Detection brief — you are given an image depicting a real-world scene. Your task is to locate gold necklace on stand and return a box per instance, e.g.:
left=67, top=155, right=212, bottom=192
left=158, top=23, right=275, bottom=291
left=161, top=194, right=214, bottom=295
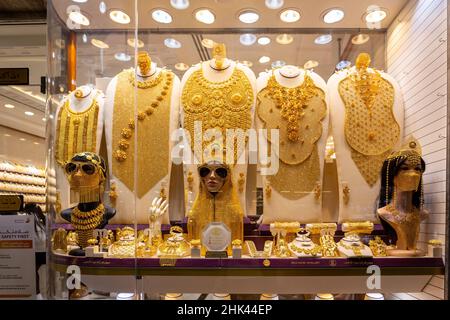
left=71, top=203, right=105, bottom=231
left=338, top=239, right=365, bottom=256
left=384, top=204, right=421, bottom=225
left=289, top=242, right=322, bottom=256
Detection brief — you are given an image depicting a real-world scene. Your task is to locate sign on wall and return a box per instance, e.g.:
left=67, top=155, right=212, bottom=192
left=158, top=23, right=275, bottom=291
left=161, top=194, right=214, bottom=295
left=0, top=68, right=29, bottom=85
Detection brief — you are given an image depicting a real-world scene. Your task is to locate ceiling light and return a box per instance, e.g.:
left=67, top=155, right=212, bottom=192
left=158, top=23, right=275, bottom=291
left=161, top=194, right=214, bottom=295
left=99, top=2, right=107, bottom=14
left=195, top=8, right=215, bottom=24
left=240, top=60, right=253, bottom=67
left=365, top=9, right=387, bottom=23
left=25, top=111, right=34, bottom=116
left=170, top=0, right=189, bottom=10
left=265, top=0, right=284, bottom=10
left=352, top=34, right=370, bottom=45
left=82, top=33, right=88, bottom=43
left=152, top=9, right=173, bottom=24
left=336, top=60, right=351, bottom=71
left=276, top=34, right=293, bottom=45
left=240, top=33, right=257, bottom=46
left=68, top=11, right=90, bottom=26
left=109, top=10, right=130, bottom=24
left=164, top=38, right=181, bottom=48
left=304, top=60, right=319, bottom=69
left=201, top=38, right=215, bottom=48
left=259, top=56, right=271, bottom=64
left=271, top=60, right=285, bottom=68
left=175, top=62, right=189, bottom=71
left=19, top=138, right=26, bottom=141
left=127, top=38, right=144, bottom=48
left=4, top=134, right=11, bottom=137
left=280, top=9, right=300, bottom=23
left=116, top=293, right=135, bottom=300
left=33, top=142, right=40, bottom=145
left=4, top=104, right=15, bottom=109
left=258, top=36, right=271, bottom=45
left=239, top=10, right=260, bottom=24
left=314, top=34, right=332, bottom=45
left=91, top=38, right=109, bottom=49
left=323, top=8, right=345, bottom=24
left=114, top=53, right=131, bottom=61
left=42, top=118, right=46, bottom=122
left=72, top=0, right=88, bottom=3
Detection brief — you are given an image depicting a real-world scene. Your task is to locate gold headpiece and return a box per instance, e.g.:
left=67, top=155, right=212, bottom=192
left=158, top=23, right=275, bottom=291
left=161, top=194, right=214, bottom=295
left=137, top=51, right=151, bottom=75
left=355, top=52, right=371, bottom=70
left=212, top=43, right=227, bottom=69
left=386, top=136, right=422, bottom=167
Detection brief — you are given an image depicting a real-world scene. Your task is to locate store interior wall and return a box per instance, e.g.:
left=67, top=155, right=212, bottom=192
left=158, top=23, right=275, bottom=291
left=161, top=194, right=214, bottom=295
left=386, top=0, right=447, bottom=300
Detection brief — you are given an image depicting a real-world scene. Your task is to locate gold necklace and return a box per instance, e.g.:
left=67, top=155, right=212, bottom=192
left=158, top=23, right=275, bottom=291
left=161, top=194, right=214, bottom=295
left=55, top=94, right=99, bottom=166
left=289, top=242, right=321, bottom=256
left=128, top=70, right=163, bottom=89
left=71, top=203, right=105, bottom=231
left=338, top=240, right=365, bottom=256
left=369, top=236, right=387, bottom=257
left=385, top=204, right=421, bottom=225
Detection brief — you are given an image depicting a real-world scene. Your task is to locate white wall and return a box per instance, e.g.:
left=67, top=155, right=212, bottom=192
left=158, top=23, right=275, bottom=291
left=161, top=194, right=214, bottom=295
left=386, top=0, right=447, bottom=300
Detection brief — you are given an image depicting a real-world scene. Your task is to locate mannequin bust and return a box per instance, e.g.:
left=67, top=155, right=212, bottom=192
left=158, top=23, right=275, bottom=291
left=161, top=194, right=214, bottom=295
left=180, top=43, right=256, bottom=216
left=104, top=51, right=180, bottom=225
left=187, top=161, right=243, bottom=254
left=256, top=65, right=329, bottom=224
left=288, top=229, right=322, bottom=257
left=327, top=53, right=404, bottom=223
left=60, top=152, right=115, bottom=256
left=377, top=139, right=428, bottom=256
left=54, top=84, right=105, bottom=219
left=337, top=232, right=372, bottom=257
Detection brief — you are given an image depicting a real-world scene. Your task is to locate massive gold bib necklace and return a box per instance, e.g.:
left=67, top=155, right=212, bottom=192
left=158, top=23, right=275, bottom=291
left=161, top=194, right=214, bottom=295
left=55, top=94, right=100, bottom=166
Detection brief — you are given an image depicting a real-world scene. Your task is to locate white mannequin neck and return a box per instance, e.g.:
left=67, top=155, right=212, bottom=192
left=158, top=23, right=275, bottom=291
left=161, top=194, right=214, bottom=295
left=137, top=62, right=158, bottom=79
left=68, top=85, right=95, bottom=112
left=274, top=66, right=305, bottom=88
left=209, top=58, right=232, bottom=71
left=202, top=60, right=236, bottom=82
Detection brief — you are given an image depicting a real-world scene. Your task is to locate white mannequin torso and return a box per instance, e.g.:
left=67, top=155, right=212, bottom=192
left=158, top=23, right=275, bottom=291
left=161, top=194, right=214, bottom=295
left=337, top=236, right=373, bottom=257
left=104, top=64, right=181, bottom=225
left=54, top=85, right=105, bottom=222
left=256, top=66, right=329, bottom=224
left=180, top=60, right=257, bottom=216
left=327, top=66, right=404, bottom=223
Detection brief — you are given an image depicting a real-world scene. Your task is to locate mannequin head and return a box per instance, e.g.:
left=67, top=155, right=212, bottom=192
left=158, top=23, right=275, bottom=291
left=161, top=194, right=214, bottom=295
left=64, top=152, right=106, bottom=203
left=356, top=52, right=371, bottom=70
left=379, top=148, right=425, bottom=209
left=137, top=51, right=151, bottom=75
left=198, top=162, right=230, bottom=194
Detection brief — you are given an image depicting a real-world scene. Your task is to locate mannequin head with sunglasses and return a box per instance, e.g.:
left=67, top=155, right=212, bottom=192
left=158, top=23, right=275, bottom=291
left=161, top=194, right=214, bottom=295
left=198, top=162, right=230, bottom=194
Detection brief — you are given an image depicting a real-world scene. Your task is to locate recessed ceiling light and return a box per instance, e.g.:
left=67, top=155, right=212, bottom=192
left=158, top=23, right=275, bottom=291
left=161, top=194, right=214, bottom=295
left=201, top=38, right=215, bottom=48
left=152, top=9, right=173, bottom=24
left=68, top=11, right=90, bottom=26
left=4, top=104, right=15, bottom=109
left=170, top=0, right=189, bottom=10
left=164, top=38, right=182, bottom=48
left=33, top=142, right=40, bottom=145
left=336, top=60, right=351, bottom=70
left=4, top=134, right=11, bottom=137
left=72, top=0, right=88, bottom=3
left=195, top=8, right=215, bottom=24
left=314, top=34, right=332, bottom=45
left=276, top=34, right=294, bottom=45
left=99, top=2, right=107, bottom=14
left=175, top=62, right=189, bottom=71
left=365, top=9, right=387, bottom=23
left=352, top=34, right=370, bottom=45
left=42, top=118, right=46, bottom=122
left=259, top=56, right=271, bottom=64
left=322, top=8, right=345, bottom=24
left=280, top=9, right=300, bottom=23
left=238, top=10, right=260, bottom=24
left=265, top=0, right=284, bottom=10
left=114, top=52, right=131, bottom=61
left=240, top=33, right=257, bottom=46
left=304, top=60, right=319, bottom=69
left=82, top=33, right=88, bottom=43
left=25, top=111, right=34, bottom=116
left=271, top=60, right=286, bottom=68
left=240, top=60, right=253, bottom=67
left=19, top=138, right=26, bottom=141
left=127, top=38, right=144, bottom=48
left=91, top=38, right=109, bottom=49
left=258, top=36, right=271, bottom=45
left=109, top=10, right=130, bottom=24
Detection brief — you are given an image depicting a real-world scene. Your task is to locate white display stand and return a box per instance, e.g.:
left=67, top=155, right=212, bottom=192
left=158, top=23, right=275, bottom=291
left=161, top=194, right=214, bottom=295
left=180, top=59, right=256, bottom=216
left=256, top=66, right=329, bottom=223
left=327, top=67, right=404, bottom=223
left=104, top=63, right=180, bottom=224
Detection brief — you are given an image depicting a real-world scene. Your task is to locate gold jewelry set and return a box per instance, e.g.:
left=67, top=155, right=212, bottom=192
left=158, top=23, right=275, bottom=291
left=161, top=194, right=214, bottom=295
left=55, top=94, right=100, bottom=166
left=257, top=72, right=326, bottom=200
left=369, top=236, right=388, bottom=257
left=112, top=68, right=173, bottom=198
left=337, top=239, right=366, bottom=256
left=289, top=242, right=322, bottom=256
left=71, top=203, right=105, bottom=231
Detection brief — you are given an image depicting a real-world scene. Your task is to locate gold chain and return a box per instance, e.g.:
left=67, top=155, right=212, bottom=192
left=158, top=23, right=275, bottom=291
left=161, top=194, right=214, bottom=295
left=289, top=243, right=322, bottom=256
left=338, top=240, right=365, bottom=256
left=385, top=204, right=421, bottom=225
left=71, top=203, right=105, bottom=231
left=128, top=70, right=163, bottom=89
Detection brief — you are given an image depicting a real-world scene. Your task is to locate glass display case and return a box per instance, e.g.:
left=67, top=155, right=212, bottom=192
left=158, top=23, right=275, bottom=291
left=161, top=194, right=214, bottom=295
left=45, top=0, right=446, bottom=300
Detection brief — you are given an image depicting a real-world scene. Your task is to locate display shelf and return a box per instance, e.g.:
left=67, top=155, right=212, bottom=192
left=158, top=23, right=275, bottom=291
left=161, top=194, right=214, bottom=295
left=51, top=254, right=444, bottom=294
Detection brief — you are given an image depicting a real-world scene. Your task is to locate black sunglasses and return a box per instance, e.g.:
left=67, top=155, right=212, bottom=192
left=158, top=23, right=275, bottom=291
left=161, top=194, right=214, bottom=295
left=65, top=162, right=97, bottom=175
left=198, top=166, right=228, bottom=179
